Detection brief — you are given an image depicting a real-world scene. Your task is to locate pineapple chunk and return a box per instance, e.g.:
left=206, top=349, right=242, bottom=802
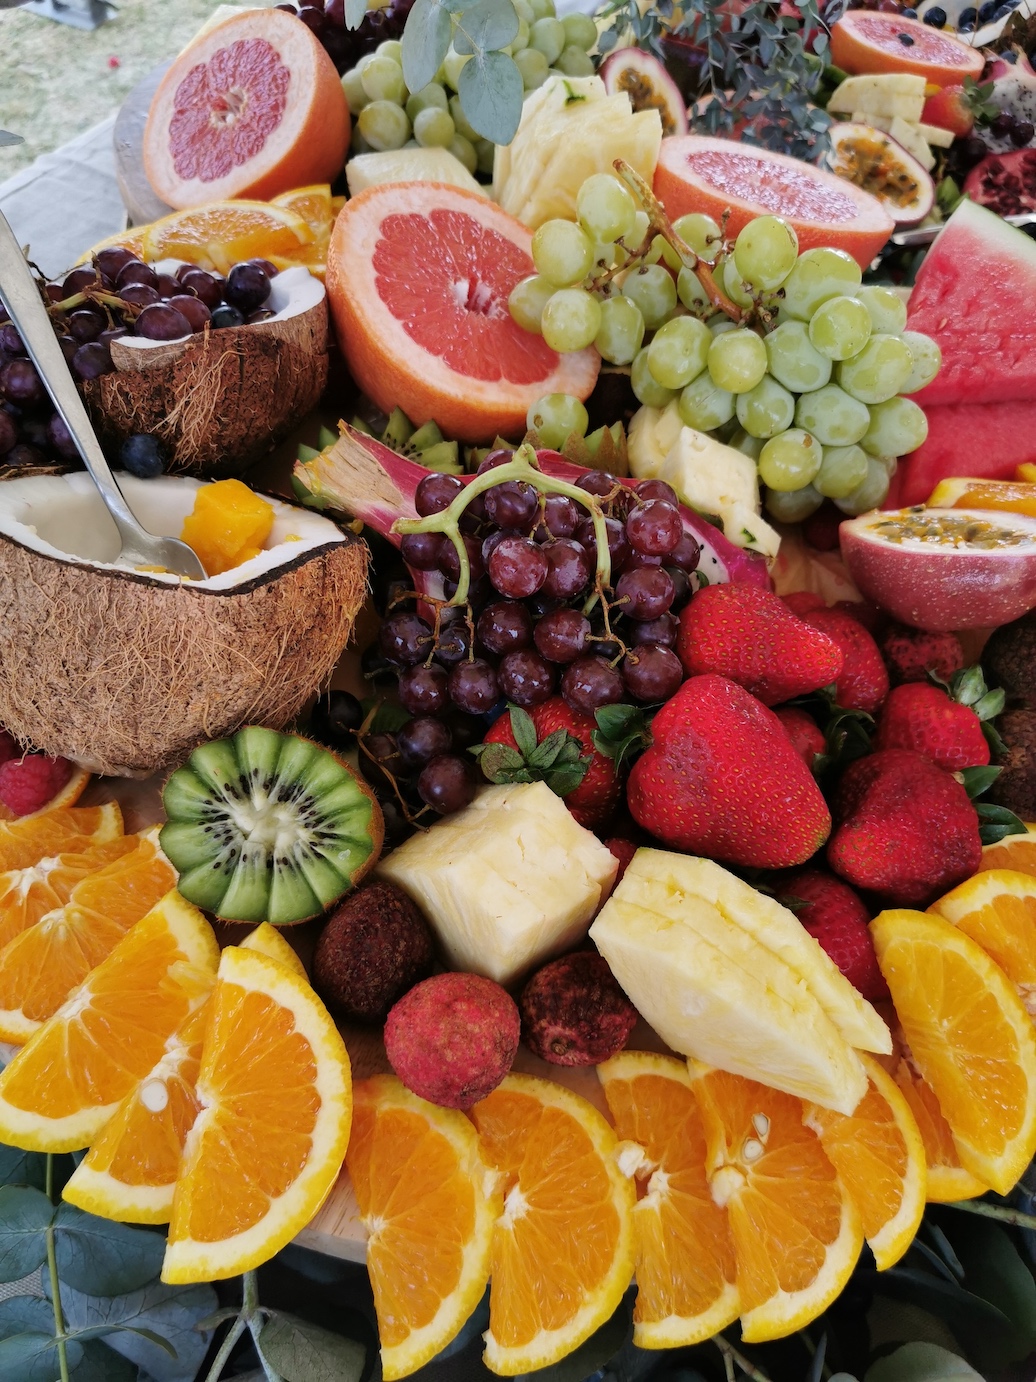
left=376, top=782, right=617, bottom=987
left=828, top=74, right=926, bottom=124
left=627, top=399, right=686, bottom=478
left=918, top=122, right=955, bottom=149
left=346, top=148, right=484, bottom=199
left=850, top=110, right=893, bottom=133
left=889, top=116, right=936, bottom=172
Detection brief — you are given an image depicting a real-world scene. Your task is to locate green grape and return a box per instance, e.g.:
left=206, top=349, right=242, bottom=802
left=721, top=257, right=756, bottom=310
left=646, top=235, right=684, bottom=271
left=443, top=49, right=471, bottom=90
left=588, top=241, right=617, bottom=272
left=794, top=383, right=870, bottom=447
left=780, top=248, right=862, bottom=321
left=527, top=393, right=588, bottom=447
left=515, top=46, right=550, bottom=90
left=508, top=275, right=554, bottom=334
left=834, top=458, right=891, bottom=515
left=357, top=100, right=411, bottom=151
left=736, top=375, right=796, bottom=439
left=530, top=16, right=566, bottom=62
left=837, top=334, right=914, bottom=406
left=529, top=0, right=556, bottom=18
left=475, top=138, right=496, bottom=176
left=808, top=296, right=872, bottom=362
left=595, top=295, right=645, bottom=365
left=707, top=329, right=768, bottom=394
left=562, top=11, right=599, bottom=48
left=350, top=126, right=372, bottom=156
left=532, top=219, right=594, bottom=287
left=856, top=284, right=908, bottom=336
left=341, top=68, right=368, bottom=115
left=511, top=17, right=530, bottom=52
left=448, top=96, right=480, bottom=144
left=377, top=39, right=404, bottom=62
left=677, top=266, right=710, bottom=315
left=513, top=0, right=534, bottom=21
left=733, top=215, right=798, bottom=292
left=900, top=331, right=942, bottom=394
left=413, top=107, right=456, bottom=148
left=862, top=396, right=928, bottom=458
left=678, top=373, right=736, bottom=430
left=576, top=174, right=637, bottom=244
left=647, top=316, right=711, bottom=390
left=708, top=315, right=739, bottom=337
left=406, top=83, right=449, bottom=122
left=758, top=429, right=823, bottom=491
left=361, top=54, right=407, bottom=105
left=626, top=210, right=650, bottom=253
left=632, top=348, right=677, bottom=408
left=765, top=483, right=823, bottom=522
left=814, top=444, right=869, bottom=499
left=673, top=213, right=722, bottom=263
left=555, top=44, right=595, bottom=75
left=622, top=264, right=678, bottom=331
left=541, top=287, right=601, bottom=353
left=731, top=428, right=765, bottom=461
left=449, top=134, right=478, bottom=175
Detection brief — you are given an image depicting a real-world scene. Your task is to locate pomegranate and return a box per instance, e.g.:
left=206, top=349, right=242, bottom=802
left=964, top=148, right=1036, bottom=216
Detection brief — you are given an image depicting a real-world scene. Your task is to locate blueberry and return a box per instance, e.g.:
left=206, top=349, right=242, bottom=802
left=898, top=30, right=915, bottom=42
left=119, top=433, right=165, bottom=479
left=994, top=3, right=1014, bottom=14
left=209, top=304, right=246, bottom=330
left=923, top=5, right=946, bottom=20
left=958, top=5, right=977, bottom=25
left=978, top=0, right=997, bottom=20
left=901, top=7, right=917, bottom=15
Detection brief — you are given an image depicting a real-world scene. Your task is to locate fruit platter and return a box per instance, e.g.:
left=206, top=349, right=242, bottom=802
left=5, top=0, right=1036, bottom=1378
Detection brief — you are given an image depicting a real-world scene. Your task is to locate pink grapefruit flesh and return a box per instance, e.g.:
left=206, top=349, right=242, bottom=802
left=830, top=12, right=984, bottom=88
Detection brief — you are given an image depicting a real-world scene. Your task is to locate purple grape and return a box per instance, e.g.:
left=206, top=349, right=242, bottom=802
left=497, top=649, right=556, bottom=706
left=46, top=413, right=79, bottom=460
left=0, top=325, right=25, bottom=356
left=477, top=448, right=514, bottom=475
left=56, top=336, right=78, bottom=365
left=541, top=538, right=593, bottom=601
left=169, top=294, right=212, bottom=332
left=175, top=263, right=196, bottom=283
left=62, top=266, right=102, bottom=296
left=181, top=269, right=223, bottom=309
left=325, top=0, right=346, bottom=23
left=665, top=566, right=692, bottom=610
left=535, top=493, right=580, bottom=540
left=630, top=613, right=678, bottom=648
left=481, top=529, right=512, bottom=566
left=321, top=26, right=352, bottom=63
left=484, top=478, right=538, bottom=529
left=576, top=471, right=617, bottom=498
left=0, top=412, right=16, bottom=455
left=20, top=418, right=48, bottom=450
left=477, top=601, right=532, bottom=656
left=210, top=304, right=245, bottom=330
left=415, top=472, right=464, bottom=516
left=154, top=273, right=183, bottom=300
left=297, top=4, right=329, bottom=35
left=614, top=567, right=675, bottom=620
left=418, top=755, right=475, bottom=814
left=380, top=612, right=433, bottom=665
left=635, top=478, right=679, bottom=505
left=67, top=310, right=104, bottom=343
left=575, top=515, right=629, bottom=572
left=135, top=304, right=192, bottom=341
left=399, top=531, right=443, bottom=571
left=622, top=644, right=683, bottom=702
left=534, top=608, right=591, bottom=664
left=434, top=621, right=472, bottom=666
left=99, top=327, right=128, bottom=349
left=623, top=550, right=664, bottom=571
left=398, top=662, right=450, bottom=716
left=439, top=534, right=485, bottom=584
left=561, top=655, right=624, bottom=714
left=488, top=535, right=548, bottom=599
left=226, top=262, right=271, bottom=314
left=626, top=500, right=682, bottom=556
left=5, top=443, right=46, bottom=468
left=116, top=261, right=158, bottom=291
left=120, top=284, right=161, bottom=309
left=247, top=258, right=279, bottom=279
left=669, top=531, right=701, bottom=573
left=448, top=659, right=500, bottom=715
left=0, top=360, right=46, bottom=404
left=397, top=716, right=453, bottom=767
left=95, top=246, right=137, bottom=280
left=72, top=342, right=113, bottom=380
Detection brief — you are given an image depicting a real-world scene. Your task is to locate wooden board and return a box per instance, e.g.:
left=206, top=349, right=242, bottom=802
left=112, top=62, right=173, bottom=228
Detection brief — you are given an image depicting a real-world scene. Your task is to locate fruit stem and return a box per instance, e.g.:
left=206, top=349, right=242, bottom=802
left=713, top=1334, right=775, bottom=1382
left=44, top=1155, right=70, bottom=1382
left=202, top=1315, right=248, bottom=1382
left=943, top=1198, right=1036, bottom=1231
left=240, top=1270, right=279, bottom=1382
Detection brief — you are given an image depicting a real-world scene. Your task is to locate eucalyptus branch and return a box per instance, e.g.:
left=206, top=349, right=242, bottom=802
left=202, top=1315, right=248, bottom=1382
left=44, top=1155, right=70, bottom=1382
left=943, top=1198, right=1036, bottom=1231
left=714, top=1332, right=775, bottom=1382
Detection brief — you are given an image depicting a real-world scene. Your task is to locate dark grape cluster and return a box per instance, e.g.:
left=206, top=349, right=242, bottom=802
left=276, top=0, right=416, bottom=73
left=0, top=307, right=81, bottom=470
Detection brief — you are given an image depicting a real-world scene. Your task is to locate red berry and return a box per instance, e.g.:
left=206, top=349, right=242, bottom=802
left=0, top=755, right=73, bottom=817
left=776, top=869, right=888, bottom=1002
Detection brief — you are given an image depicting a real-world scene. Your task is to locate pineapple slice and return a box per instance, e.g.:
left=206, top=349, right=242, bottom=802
left=827, top=73, right=926, bottom=124
left=346, top=148, right=484, bottom=198
left=376, top=783, right=617, bottom=987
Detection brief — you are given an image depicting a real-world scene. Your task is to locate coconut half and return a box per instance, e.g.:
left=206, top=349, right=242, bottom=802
left=79, top=267, right=329, bottom=478
left=0, top=472, right=367, bottom=777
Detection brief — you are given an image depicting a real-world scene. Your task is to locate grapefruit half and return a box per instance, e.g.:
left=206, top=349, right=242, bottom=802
left=326, top=182, right=600, bottom=444
left=654, top=136, right=894, bottom=268
left=829, top=13, right=984, bottom=89
left=144, top=10, right=349, bottom=210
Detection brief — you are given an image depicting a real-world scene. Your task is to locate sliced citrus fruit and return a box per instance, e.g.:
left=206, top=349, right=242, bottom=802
left=0, top=764, right=91, bottom=824
left=347, top=1075, right=499, bottom=1380
left=77, top=226, right=148, bottom=264
left=142, top=200, right=314, bottom=276
left=893, top=1057, right=989, bottom=1203
left=978, top=822, right=1036, bottom=878
left=928, top=478, right=1036, bottom=521
left=803, top=1053, right=926, bottom=1271
left=0, top=837, right=136, bottom=951
left=688, top=1062, right=863, bottom=1343
left=872, top=908, right=1036, bottom=1195
left=239, top=920, right=307, bottom=979
left=929, top=868, right=1036, bottom=1017
left=829, top=12, right=984, bottom=88
left=326, top=181, right=600, bottom=445
left=162, top=946, right=351, bottom=1283
left=469, top=1073, right=635, bottom=1375
left=0, top=802, right=123, bottom=872
left=0, top=827, right=178, bottom=1044
left=597, top=1051, right=740, bottom=1348
left=271, top=183, right=332, bottom=241
left=0, top=891, right=217, bottom=1152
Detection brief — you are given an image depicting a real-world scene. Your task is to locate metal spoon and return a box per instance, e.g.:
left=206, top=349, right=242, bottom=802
left=0, top=210, right=206, bottom=580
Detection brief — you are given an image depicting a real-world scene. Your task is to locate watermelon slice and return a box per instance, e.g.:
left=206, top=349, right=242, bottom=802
left=896, top=399, right=1036, bottom=506
left=907, top=200, right=1036, bottom=406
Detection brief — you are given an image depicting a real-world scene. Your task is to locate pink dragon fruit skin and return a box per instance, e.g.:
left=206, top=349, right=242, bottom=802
left=985, top=51, right=1036, bottom=152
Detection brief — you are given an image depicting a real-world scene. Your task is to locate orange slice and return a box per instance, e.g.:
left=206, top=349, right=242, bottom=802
left=978, top=822, right=1036, bottom=879
left=162, top=946, right=351, bottom=1283
left=928, top=477, right=1036, bottom=520
left=0, top=837, right=136, bottom=951
left=597, top=1052, right=740, bottom=1348
left=893, top=1057, right=989, bottom=1203
left=78, top=226, right=148, bottom=263
left=0, top=764, right=91, bottom=824
left=929, top=869, right=1036, bottom=1017
left=0, top=891, right=217, bottom=1152
left=142, top=200, right=314, bottom=276
left=0, top=802, right=123, bottom=872
left=873, top=909, right=1036, bottom=1195
left=803, top=1053, right=926, bottom=1271
left=469, top=1073, right=635, bottom=1375
left=347, top=1075, right=499, bottom=1380
left=271, top=183, right=333, bottom=241
left=239, top=920, right=307, bottom=979
left=0, top=827, right=177, bottom=1044
left=688, top=1062, right=863, bottom=1343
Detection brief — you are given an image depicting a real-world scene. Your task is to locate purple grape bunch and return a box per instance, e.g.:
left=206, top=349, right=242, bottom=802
left=276, top=0, right=416, bottom=72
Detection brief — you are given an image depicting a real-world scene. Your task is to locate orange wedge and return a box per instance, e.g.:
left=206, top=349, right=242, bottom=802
left=469, top=1073, right=635, bottom=1375
left=272, top=184, right=333, bottom=240
left=347, top=1075, right=499, bottom=1380
left=978, top=823, right=1036, bottom=879
left=238, top=920, right=308, bottom=978
left=0, top=802, right=122, bottom=872
left=873, top=909, right=1036, bottom=1195
left=929, top=869, right=1036, bottom=1017
left=0, top=827, right=177, bottom=1044
left=804, top=1053, right=926, bottom=1270
left=78, top=226, right=148, bottom=263
left=927, top=477, right=1036, bottom=520
left=688, top=1062, right=863, bottom=1343
left=0, top=764, right=91, bottom=824
left=142, top=200, right=314, bottom=276
left=893, top=1057, right=989, bottom=1203
left=331, top=194, right=346, bottom=220
left=0, top=837, right=135, bottom=951
left=0, top=891, right=217, bottom=1152
left=162, top=946, right=351, bottom=1283
left=597, top=1052, right=740, bottom=1348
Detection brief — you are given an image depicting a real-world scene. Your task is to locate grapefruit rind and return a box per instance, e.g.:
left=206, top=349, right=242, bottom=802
left=830, top=12, right=985, bottom=88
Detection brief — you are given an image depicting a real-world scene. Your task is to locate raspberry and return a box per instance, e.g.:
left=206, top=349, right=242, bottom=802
left=0, top=755, right=73, bottom=817
left=0, top=731, right=18, bottom=767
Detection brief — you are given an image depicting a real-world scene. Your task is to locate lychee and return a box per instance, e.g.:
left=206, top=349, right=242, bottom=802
left=519, top=951, right=638, bottom=1067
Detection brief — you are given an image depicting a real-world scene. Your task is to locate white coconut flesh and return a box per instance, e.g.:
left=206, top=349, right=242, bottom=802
left=0, top=471, right=348, bottom=589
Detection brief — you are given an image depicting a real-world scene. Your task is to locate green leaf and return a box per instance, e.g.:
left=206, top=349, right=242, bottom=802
left=864, top=1342, right=982, bottom=1382
left=53, top=1203, right=165, bottom=1295
left=402, top=0, right=454, bottom=97
left=470, top=742, right=527, bottom=782
left=193, top=1306, right=241, bottom=1332
left=931, top=1211, right=1036, bottom=1364
left=526, top=728, right=571, bottom=771
left=360, top=698, right=411, bottom=735
left=344, top=0, right=367, bottom=28
left=870, top=1265, right=1019, bottom=1369
left=0, top=1145, right=48, bottom=1192
left=514, top=1292, right=631, bottom=1381
left=509, top=705, right=539, bottom=761
left=543, top=765, right=588, bottom=797
left=0, top=132, right=24, bottom=148
left=453, top=0, right=519, bottom=54
left=959, top=764, right=1001, bottom=799
left=0, top=1331, right=84, bottom=1382
left=69, top=1322, right=175, bottom=1355
left=457, top=49, right=524, bottom=145
left=70, top=1340, right=138, bottom=1382
left=952, top=664, right=987, bottom=707
left=55, top=1277, right=217, bottom=1382
left=258, top=1310, right=366, bottom=1382
left=0, top=1185, right=52, bottom=1282
left=866, top=1298, right=961, bottom=1355
left=973, top=688, right=1005, bottom=720
left=0, top=1296, right=53, bottom=1340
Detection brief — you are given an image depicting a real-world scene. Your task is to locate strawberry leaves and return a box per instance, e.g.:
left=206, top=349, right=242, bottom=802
left=591, top=704, right=650, bottom=768
left=958, top=765, right=1029, bottom=845
left=932, top=664, right=1007, bottom=757
left=470, top=707, right=591, bottom=798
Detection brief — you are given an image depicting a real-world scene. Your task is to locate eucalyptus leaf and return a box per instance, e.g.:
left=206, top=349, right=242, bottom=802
left=0, top=1295, right=52, bottom=1340
left=453, top=0, right=519, bottom=55
left=457, top=49, right=523, bottom=145
left=258, top=1310, right=365, bottom=1382
left=0, top=1145, right=48, bottom=1192
left=931, top=1212, right=1036, bottom=1364
left=68, top=1321, right=176, bottom=1355
left=402, top=0, right=454, bottom=97
left=53, top=1202, right=165, bottom=1295
left=865, top=1298, right=961, bottom=1355
left=869, top=1266, right=1017, bottom=1369
left=864, top=1342, right=982, bottom=1382
left=0, top=1185, right=52, bottom=1283
left=57, top=1277, right=217, bottom=1382
left=0, top=1331, right=84, bottom=1382
left=70, top=1339, right=139, bottom=1382
left=344, top=0, right=366, bottom=28
left=0, top=132, right=24, bottom=147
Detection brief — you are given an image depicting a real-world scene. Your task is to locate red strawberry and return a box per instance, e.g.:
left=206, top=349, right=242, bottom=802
left=781, top=591, right=826, bottom=617
left=604, top=837, right=638, bottom=883
left=802, top=607, right=889, bottom=714
left=0, top=755, right=73, bottom=817
left=875, top=683, right=991, bottom=771
left=802, top=502, right=843, bottom=551
left=827, top=748, right=982, bottom=906
left=832, top=600, right=887, bottom=637
left=880, top=624, right=965, bottom=686
left=677, top=584, right=843, bottom=706
left=775, top=868, right=888, bottom=1001
left=627, top=674, right=831, bottom=868
left=922, top=83, right=974, bottom=138
left=477, top=700, right=625, bottom=829
left=775, top=706, right=825, bottom=770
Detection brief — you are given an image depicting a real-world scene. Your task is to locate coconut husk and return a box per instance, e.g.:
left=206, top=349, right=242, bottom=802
left=80, top=302, right=328, bottom=479
left=0, top=530, right=368, bottom=778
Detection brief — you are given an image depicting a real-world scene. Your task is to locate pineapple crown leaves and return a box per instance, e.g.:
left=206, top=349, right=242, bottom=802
left=469, top=706, right=591, bottom=798
left=957, top=763, right=1028, bottom=845
left=592, top=703, right=651, bottom=767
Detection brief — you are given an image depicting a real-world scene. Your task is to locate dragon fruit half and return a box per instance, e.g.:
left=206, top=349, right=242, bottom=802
left=984, top=49, right=1036, bottom=152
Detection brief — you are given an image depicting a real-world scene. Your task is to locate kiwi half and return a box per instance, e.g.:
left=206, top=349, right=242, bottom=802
left=160, top=727, right=383, bottom=925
